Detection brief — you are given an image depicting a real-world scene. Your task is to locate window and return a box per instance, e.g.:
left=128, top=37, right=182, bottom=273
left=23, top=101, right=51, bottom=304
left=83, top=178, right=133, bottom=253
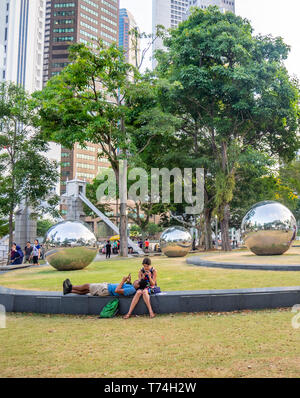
left=54, top=19, right=74, bottom=24
left=53, top=28, right=74, bottom=33
left=82, top=0, right=99, bottom=9
left=80, top=21, right=98, bottom=33
left=53, top=36, right=74, bottom=42
left=80, top=29, right=97, bottom=41
left=77, top=153, right=96, bottom=161
left=80, top=12, right=98, bottom=25
left=80, top=4, right=98, bottom=17
left=54, top=3, right=75, bottom=8
left=52, top=62, right=69, bottom=68
left=77, top=163, right=95, bottom=170
left=53, top=10, right=75, bottom=16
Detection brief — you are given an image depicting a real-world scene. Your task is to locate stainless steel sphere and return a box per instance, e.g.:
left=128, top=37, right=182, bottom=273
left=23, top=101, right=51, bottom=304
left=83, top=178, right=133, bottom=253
left=44, top=220, right=98, bottom=271
left=241, top=201, right=297, bottom=256
left=160, top=226, right=192, bottom=257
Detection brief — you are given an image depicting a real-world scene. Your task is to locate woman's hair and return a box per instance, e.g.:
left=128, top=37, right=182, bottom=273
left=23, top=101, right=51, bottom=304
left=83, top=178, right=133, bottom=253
left=138, top=279, right=148, bottom=290
left=142, top=257, right=151, bottom=266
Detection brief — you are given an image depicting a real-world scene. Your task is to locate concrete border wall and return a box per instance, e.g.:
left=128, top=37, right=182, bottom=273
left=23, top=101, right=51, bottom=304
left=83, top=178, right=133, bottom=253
left=1, top=285, right=300, bottom=316
left=187, top=257, right=300, bottom=271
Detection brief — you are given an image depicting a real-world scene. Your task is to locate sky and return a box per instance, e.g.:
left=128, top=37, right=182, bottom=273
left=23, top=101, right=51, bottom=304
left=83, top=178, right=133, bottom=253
left=119, top=0, right=300, bottom=79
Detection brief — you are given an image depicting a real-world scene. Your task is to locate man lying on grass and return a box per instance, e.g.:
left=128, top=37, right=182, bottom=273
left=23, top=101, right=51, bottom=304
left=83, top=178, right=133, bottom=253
left=63, top=274, right=148, bottom=298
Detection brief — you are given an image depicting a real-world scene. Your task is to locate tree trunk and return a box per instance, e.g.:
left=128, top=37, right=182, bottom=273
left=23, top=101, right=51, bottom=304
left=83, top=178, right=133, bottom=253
left=220, top=141, right=232, bottom=252
left=7, top=208, right=13, bottom=265
left=220, top=204, right=232, bottom=251
left=119, top=159, right=128, bottom=257
left=119, top=202, right=128, bottom=257
left=203, top=208, right=213, bottom=251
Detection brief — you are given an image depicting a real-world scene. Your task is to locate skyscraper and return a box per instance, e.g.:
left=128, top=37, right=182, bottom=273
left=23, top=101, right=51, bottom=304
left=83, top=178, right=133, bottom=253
left=152, top=0, right=235, bottom=68
left=187, top=0, right=235, bottom=15
left=0, top=0, right=46, bottom=93
left=119, top=8, right=141, bottom=68
left=152, top=0, right=189, bottom=68
left=43, top=0, right=120, bottom=194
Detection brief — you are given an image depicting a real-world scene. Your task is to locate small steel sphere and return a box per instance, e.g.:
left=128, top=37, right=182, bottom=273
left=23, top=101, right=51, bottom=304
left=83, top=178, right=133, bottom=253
left=241, top=201, right=297, bottom=256
left=44, top=220, right=97, bottom=271
left=160, top=226, right=192, bottom=257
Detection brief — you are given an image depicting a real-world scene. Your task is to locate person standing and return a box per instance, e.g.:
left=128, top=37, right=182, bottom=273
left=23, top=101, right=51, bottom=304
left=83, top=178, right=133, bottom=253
left=144, top=238, right=150, bottom=253
left=106, top=240, right=112, bottom=259
left=32, top=239, right=41, bottom=266
left=24, top=242, right=33, bottom=264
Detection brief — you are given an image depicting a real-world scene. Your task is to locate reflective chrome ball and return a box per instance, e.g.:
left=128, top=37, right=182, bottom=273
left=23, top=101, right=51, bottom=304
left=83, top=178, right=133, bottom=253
left=44, top=220, right=98, bottom=271
left=241, top=201, right=297, bottom=256
left=160, top=226, right=192, bottom=257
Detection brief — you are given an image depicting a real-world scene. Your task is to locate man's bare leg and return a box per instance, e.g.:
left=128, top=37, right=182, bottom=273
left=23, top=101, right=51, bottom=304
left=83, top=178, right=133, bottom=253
left=142, top=289, right=155, bottom=318
left=71, top=284, right=90, bottom=295
left=123, top=290, right=143, bottom=319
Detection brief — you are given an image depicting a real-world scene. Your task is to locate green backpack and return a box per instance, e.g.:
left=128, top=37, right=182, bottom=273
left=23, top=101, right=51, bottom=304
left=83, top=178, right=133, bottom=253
left=99, top=298, right=120, bottom=318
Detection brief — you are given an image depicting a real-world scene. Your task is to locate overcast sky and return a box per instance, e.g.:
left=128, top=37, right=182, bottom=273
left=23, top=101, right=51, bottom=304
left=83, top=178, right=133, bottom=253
left=119, top=0, right=300, bottom=78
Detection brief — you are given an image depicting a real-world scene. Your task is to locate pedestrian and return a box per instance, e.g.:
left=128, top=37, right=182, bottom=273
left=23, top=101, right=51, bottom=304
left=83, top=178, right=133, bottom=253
left=106, top=240, right=112, bottom=259
left=24, top=241, right=33, bottom=264
left=32, top=239, right=41, bottom=266
left=144, top=238, right=150, bottom=253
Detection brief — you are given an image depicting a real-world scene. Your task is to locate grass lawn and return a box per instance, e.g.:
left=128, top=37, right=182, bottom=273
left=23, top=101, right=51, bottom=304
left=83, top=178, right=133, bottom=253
left=1, top=309, right=300, bottom=378
left=200, top=246, right=300, bottom=265
left=1, top=252, right=300, bottom=292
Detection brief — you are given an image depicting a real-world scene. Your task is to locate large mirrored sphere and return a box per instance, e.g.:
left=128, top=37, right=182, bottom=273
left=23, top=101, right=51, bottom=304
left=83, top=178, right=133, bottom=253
left=241, top=201, right=297, bottom=256
left=160, top=226, right=192, bottom=257
left=44, top=220, right=98, bottom=271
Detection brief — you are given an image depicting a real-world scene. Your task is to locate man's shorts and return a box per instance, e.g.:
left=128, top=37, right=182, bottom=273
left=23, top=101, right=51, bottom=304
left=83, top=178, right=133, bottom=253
left=89, top=283, right=110, bottom=297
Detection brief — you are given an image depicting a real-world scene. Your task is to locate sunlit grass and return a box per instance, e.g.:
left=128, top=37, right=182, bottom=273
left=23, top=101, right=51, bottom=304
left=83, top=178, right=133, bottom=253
left=1, top=309, right=300, bottom=378
left=1, top=252, right=300, bottom=292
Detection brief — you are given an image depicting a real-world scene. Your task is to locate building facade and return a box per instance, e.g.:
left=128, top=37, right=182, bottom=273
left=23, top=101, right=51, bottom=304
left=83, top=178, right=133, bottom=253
left=42, top=0, right=120, bottom=195
left=152, top=0, right=189, bottom=68
left=119, top=8, right=141, bottom=68
left=187, top=0, right=235, bottom=15
left=152, top=0, right=235, bottom=68
left=0, top=0, right=46, bottom=93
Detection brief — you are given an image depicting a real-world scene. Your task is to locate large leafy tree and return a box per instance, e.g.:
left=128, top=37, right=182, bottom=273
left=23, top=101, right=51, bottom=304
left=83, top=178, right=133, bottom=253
left=34, top=42, right=178, bottom=256
left=155, top=7, right=299, bottom=250
left=0, top=82, right=59, bottom=257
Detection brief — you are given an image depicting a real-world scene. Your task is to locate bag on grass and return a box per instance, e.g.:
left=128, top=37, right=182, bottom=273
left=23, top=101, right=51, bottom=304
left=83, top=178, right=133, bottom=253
left=99, top=298, right=119, bottom=318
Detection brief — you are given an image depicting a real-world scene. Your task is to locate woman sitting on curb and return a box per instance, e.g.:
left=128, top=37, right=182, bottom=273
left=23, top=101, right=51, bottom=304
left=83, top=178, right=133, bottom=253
left=123, top=258, right=157, bottom=319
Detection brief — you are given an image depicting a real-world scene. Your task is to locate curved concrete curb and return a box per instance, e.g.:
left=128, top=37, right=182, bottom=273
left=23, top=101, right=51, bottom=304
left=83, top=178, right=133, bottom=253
left=187, top=257, right=300, bottom=271
left=1, top=285, right=300, bottom=316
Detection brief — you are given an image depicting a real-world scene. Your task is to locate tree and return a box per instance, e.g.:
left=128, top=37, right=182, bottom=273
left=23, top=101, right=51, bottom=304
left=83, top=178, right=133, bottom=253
left=34, top=42, right=138, bottom=256
left=155, top=7, right=299, bottom=250
left=34, top=42, right=179, bottom=256
left=0, top=82, right=59, bottom=260
left=36, top=219, right=55, bottom=238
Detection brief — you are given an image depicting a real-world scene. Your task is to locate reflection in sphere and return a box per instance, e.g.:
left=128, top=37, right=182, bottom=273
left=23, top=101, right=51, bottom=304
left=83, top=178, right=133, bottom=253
left=44, top=220, right=97, bottom=271
left=241, top=201, right=297, bottom=256
left=160, top=226, right=192, bottom=257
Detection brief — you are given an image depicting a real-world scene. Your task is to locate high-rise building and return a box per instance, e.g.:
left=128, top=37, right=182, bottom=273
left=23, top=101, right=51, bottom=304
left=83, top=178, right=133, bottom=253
left=0, top=0, right=46, bottom=93
left=187, top=0, right=235, bottom=15
left=43, top=0, right=120, bottom=195
left=152, top=0, right=189, bottom=68
left=0, top=0, right=61, bottom=194
left=119, top=8, right=141, bottom=68
left=152, top=0, right=235, bottom=68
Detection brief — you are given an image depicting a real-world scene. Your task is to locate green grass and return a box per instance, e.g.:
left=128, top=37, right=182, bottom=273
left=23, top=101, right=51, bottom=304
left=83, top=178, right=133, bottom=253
left=1, top=309, right=300, bottom=378
left=1, top=254, right=300, bottom=292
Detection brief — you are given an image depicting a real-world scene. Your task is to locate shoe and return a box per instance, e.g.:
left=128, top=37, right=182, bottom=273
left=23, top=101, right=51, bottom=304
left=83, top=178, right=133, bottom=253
left=63, top=279, right=72, bottom=295
left=65, top=279, right=72, bottom=290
